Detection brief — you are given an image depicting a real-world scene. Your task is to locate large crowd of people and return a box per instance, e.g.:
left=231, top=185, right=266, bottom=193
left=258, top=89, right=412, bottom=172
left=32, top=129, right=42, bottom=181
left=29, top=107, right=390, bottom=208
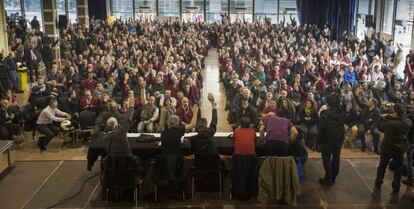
left=0, top=13, right=414, bottom=197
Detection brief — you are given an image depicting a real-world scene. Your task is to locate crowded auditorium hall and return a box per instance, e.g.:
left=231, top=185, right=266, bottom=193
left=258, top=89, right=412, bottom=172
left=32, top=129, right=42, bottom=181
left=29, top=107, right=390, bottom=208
left=0, top=0, right=414, bottom=208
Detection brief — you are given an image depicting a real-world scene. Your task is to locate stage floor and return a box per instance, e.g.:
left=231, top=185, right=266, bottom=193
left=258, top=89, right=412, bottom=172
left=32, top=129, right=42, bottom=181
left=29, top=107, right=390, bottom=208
left=0, top=159, right=412, bottom=209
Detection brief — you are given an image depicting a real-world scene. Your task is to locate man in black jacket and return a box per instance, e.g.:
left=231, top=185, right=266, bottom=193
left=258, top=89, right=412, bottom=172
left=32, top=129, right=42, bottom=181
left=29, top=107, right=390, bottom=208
left=364, top=98, right=381, bottom=154
left=0, top=98, right=21, bottom=140
left=375, top=104, right=412, bottom=195
left=318, top=95, right=345, bottom=185
left=188, top=93, right=218, bottom=155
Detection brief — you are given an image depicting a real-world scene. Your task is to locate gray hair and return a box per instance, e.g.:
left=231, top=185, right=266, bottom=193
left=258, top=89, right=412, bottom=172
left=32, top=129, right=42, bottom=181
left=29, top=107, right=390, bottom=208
left=106, top=117, right=118, bottom=131
left=167, top=115, right=180, bottom=129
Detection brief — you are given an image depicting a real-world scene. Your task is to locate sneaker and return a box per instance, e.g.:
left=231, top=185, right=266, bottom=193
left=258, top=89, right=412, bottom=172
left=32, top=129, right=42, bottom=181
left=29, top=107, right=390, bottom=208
left=319, top=178, right=334, bottom=186
left=391, top=190, right=399, bottom=196
left=36, top=141, right=46, bottom=152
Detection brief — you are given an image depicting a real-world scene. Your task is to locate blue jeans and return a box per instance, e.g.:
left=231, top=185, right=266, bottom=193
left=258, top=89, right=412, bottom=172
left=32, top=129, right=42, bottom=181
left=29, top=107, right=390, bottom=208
left=322, top=144, right=342, bottom=183
left=8, top=70, right=21, bottom=91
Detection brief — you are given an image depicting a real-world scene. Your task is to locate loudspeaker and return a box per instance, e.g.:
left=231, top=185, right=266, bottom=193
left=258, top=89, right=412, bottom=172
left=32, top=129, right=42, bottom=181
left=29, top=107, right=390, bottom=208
left=58, top=15, right=68, bottom=28
left=365, top=15, right=374, bottom=27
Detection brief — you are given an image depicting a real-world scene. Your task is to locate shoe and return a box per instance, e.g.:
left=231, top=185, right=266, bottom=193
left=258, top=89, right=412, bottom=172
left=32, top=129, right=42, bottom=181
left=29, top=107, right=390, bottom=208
left=391, top=190, right=399, bottom=196
left=374, top=150, right=380, bottom=155
left=361, top=148, right=366, bottom=152
left=402, top=179, right=413, bottom=186
left=374, top=183, right=381, bottom=191
left=36, top=141, right=46, bottom=152
left=319, top=178, right=334, bottom=186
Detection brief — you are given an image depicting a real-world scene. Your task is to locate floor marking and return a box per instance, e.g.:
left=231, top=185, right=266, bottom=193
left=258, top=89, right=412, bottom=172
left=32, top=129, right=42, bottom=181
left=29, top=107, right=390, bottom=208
left=82, top=173, right=100, bottom=209
left=20, top=160, right=64, bottom=209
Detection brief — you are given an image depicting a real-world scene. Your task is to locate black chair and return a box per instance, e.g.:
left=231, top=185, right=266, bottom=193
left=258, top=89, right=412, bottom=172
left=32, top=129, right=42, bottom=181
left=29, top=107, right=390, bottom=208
left=230, top=155, right=259, bottom=200
left=152, top=155, right=189, bottom=201
left=77, top=110, right=97, bottom=144
left=192, top=154, right=223, bottom=198
left=101, top=155, right=141, bottom=206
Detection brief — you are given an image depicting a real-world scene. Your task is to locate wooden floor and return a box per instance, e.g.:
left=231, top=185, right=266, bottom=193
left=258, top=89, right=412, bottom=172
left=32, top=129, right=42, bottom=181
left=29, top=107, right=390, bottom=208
left=11, top=48, right=379, bottom=161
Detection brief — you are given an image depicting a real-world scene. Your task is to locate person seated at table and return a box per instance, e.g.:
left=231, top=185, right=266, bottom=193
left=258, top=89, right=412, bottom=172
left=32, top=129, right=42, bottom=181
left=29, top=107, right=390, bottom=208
left=94, top=100, right=126, bottom=136
left=259, top=112, right=298, bottom=156
left=104, top=117, right=132, bottom=156
left=0, top=98, right=22, bottom=140
left=36, top=99, right=71, bottom=151
left=137, top=95, right=159, bottom=133
left=158, top=97, right=177, bottom=132
left=233, top=117, right=256, bottom=155
left=160, top=104, right=198, bottom=155
left=188, top=93, right=218, bottom=155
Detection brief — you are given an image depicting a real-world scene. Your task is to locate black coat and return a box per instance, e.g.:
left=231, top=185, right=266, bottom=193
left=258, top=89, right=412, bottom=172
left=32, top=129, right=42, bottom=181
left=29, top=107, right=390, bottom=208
left=189, top=109, right=218, bottom=155
left=379, top=116, right=412, bottom=155
left=317, top=108, right=345, bottom=146
left=161, top=127, right=186, bottom=155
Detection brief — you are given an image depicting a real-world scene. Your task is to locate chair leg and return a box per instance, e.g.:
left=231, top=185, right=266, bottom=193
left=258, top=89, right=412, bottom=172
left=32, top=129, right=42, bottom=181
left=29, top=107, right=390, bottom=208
left=219, top=171, right=222, bottom=199
left=134, top=188, right=137, bottom=207
left=139, top=182, right=142, bottom=201
left=182, top=190, right=185, bottom=201
left=154, top=185, right=157, bottom=202
left=106, top=188, right=109, bottom=202
left=192, top=177, right=194, bottom=199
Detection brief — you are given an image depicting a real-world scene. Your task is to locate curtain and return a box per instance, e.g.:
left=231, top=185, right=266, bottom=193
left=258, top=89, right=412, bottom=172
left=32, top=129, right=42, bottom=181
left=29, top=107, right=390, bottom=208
left=296, top=0, right=356, bottom=39
left=88, top=0, right=107, bottom=20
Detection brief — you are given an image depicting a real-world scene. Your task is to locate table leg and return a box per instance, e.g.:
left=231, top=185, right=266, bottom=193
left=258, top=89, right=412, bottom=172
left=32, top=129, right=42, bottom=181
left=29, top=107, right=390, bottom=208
left=7, top=148, right=11, bottom=166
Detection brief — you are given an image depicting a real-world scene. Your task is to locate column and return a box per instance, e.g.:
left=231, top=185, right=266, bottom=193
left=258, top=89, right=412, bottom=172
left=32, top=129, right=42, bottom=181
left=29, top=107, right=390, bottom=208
left=77, top=0, right=89, bottom=26
left=0, top=0, right=9, bottom=55
left=42, top=0, right=61, bottom=67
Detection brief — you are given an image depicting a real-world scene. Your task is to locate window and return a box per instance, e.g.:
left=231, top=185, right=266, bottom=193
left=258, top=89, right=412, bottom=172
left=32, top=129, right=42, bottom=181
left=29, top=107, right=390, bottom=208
left=135, top=0, right=156, bottom=20
left=255, top=0, right=277, bottom=23
left=182, top=0, right=205, bottom=22
left=229, top=0, right=253, bottom=23
left=4, top=0, right=22, bottom=16
left=394, top=0, right=414, bottom=66
left=68, top=0, right=77, bottom=23
left=24, top=0, right=42, bottom=29
left=206, top=0, right=228, bottom=22
left=56, top=0, right=65, bottom=16
left=382, top=0, right=394, bottom=34
left=112, top=0, right=133, bottom=20
left=279, top=0, right=298, bottom=24
left=356, top=0, right=370, bottom=39
left=158, top=0, right=180, bottom=17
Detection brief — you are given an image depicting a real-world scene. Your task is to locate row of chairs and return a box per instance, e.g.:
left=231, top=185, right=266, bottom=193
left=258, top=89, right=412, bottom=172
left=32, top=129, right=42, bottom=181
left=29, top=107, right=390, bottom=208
left=101, top=154, right=234, bottom=205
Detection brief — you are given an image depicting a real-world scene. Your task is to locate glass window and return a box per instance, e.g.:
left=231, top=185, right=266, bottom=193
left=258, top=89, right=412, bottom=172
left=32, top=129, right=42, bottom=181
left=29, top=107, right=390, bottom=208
left=279, top=0, right=298, bottom=25
left=394, top=0, right=414, bottom=61
left=230, top=0, right=253, bottom=23
left=4, top=0, right=22, bottom=16
left=56, top=0, right=65, bottom=16
left=358, top=0, right=369, bottom=14
left=135, top=0, right=156, bottom=20
left=206, top=0, right=228, bottom=22
left=356, top=0, right=370, bottom=39
left=158, top=0, right=180, bottom=17
left=182, top=0, right=205, bottom=22
left=68, top=0, right=77, bottom=23
left=25, top=0, right=42, bottom=29
left=255, top=0, right=277, bottom=23
left=112, top=0, right=133, bottom=20
left=382, top=0, right=394, bottom=34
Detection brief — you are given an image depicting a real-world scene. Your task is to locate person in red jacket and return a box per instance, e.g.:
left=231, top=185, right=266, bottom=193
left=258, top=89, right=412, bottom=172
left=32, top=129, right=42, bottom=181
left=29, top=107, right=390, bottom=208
left=80, top=90, right=98, bottom=112
left=81, top=72, right=97, bottom=91
left=234, top=117, right=256, bottom=155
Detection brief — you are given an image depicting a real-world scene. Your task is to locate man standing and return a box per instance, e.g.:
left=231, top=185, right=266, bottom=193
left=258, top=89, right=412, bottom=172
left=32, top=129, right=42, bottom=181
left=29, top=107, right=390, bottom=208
left=375, top=104, right=412, bottom=195
left=318, top=95, right=345, bottom=185
left=36, top=99, right=70, bottom=151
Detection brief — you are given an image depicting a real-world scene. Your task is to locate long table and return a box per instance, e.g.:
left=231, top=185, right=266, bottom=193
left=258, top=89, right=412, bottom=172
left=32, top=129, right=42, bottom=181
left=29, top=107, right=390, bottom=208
left=87, top=132, right=265, bottom=170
